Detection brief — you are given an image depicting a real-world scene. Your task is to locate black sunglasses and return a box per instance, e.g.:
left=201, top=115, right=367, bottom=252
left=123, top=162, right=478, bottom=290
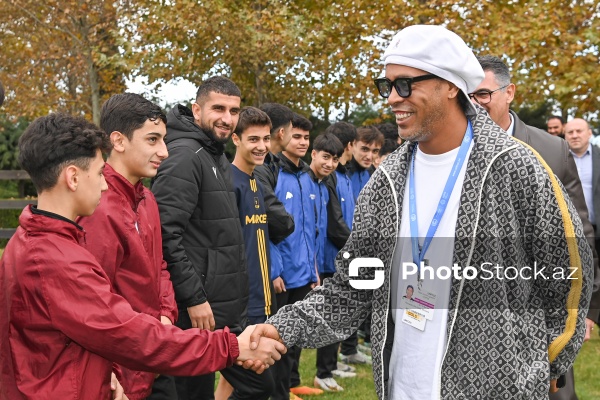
left=373, top=74, right=438, bottom=98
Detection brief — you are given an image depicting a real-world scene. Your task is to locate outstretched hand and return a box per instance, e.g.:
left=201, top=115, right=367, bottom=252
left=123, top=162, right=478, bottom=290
left=236, top=324, right=286, bottom=374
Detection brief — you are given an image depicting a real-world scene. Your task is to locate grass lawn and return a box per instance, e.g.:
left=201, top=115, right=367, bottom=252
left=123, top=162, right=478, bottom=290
left=284, top=335, right=600, bottom=399
left=295, top=348, right=377, bottom=399
left=574, top=332, right=600, bottom=399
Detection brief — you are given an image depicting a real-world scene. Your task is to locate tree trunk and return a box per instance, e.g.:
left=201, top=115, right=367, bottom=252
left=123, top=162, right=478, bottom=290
left=87, top=54, right=101, bottom=125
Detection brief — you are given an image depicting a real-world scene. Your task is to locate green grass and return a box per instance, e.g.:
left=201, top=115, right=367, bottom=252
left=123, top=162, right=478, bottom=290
left=574, top=332, right=600, bottom=399
left=295, top=348, right=377, bottom=399
left=272, top=335, right=600, bottom=399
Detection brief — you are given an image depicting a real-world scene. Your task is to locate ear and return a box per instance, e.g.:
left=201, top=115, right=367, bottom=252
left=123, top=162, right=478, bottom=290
left=191, top=102, right=202, bottom=122
left=505, top=83, right=516, bottom=104
left=275, top=127, right=284, bottom=142
left=311, top=149, right=317, bottom=159
left=64, top=164, right=79, bottom=192
left=446, top=82, right=461, bottom=99
left=110, top=131, right=126, bottom=153
left=232, top=133, right=241, bottom=147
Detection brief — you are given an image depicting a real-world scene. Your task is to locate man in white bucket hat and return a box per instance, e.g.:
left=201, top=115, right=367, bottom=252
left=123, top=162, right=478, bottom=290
left=247, top=25, right=592, bottom=400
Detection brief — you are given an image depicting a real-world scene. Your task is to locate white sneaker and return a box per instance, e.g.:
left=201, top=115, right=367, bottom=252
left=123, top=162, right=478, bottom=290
left=336, top=362, right=356, bottom=373
left=314, top=376, right=344, bottom=392
left=339, top=351, right=372, bottom=365
left=357, top=343, right=372, bottom=356
left=332, top=369, right=356, bottom=378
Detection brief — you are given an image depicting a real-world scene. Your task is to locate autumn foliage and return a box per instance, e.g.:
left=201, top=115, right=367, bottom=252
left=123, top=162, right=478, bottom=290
left=1, top=0, right=598, bottom=123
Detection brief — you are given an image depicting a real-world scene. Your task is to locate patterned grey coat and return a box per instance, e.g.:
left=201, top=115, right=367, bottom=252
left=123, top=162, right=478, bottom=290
left=268, top=109, right=593, bottom=399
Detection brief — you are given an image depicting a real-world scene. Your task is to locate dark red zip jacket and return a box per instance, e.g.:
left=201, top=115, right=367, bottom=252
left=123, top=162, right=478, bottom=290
left=78, top=164, right=177, bottom=399
left=0, top=206, right=239, bottom=400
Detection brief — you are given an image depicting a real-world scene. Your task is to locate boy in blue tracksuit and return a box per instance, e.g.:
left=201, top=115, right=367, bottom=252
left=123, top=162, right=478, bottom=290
left=317, top=123, right=364, bottom=386
left=270, top=113, right=321, bottom=400
left=307, top=133, right=348, bottom=392
left=346, top=126, right=384, bottom=202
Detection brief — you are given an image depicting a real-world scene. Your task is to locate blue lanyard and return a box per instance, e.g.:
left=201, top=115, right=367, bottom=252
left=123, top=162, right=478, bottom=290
left=409, top=121, right=473, bottom=268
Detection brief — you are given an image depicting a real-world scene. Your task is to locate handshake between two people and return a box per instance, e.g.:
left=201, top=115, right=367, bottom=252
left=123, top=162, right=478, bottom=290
left=236, top=324, right=285, bottom=374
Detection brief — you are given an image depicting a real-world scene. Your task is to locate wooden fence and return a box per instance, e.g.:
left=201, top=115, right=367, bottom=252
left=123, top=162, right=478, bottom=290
left=0, top=170, right=37, bottom=239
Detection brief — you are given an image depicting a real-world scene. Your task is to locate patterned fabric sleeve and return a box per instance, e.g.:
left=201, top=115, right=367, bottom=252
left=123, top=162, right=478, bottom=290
left=267, top=187, right=379, bottom=348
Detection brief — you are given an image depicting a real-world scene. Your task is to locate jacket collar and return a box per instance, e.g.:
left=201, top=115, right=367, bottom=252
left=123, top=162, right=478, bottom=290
left=22, top=205, right=86, bottom=243
left=104, top=163, right=145, bottom=211
left=278, top=152, right=310, bottom=174
left=264, top=152, right=280, bottom=165
left=347, top=157, right=365, bottom=174
left=336, top=162, right=348, bottom=174
left=509, top=110, right=530, bottom=142
left=166, top=104, right=226, bottom=155
left=308, top=167, right=330, bottom=184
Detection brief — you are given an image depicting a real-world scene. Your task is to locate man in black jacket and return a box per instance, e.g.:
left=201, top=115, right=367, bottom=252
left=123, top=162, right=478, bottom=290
left=152, top=76, right=273, bottom=400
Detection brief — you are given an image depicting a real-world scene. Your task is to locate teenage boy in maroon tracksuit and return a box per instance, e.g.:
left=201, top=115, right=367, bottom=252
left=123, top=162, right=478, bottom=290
left=0, top=113, right=285, bottom=400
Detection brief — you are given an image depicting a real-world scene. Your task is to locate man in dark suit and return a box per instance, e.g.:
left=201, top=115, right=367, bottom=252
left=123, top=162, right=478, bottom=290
left=565, top=118, right=600, bottom=259
left=472, top=55, right=600, bottom=400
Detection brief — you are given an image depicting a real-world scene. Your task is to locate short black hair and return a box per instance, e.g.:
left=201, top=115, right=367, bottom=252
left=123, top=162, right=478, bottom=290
left=18, top=113, right=111, bottom=193
left=100, top=93, right=166, bottom=143
left=234, top=106, right=272, bottom=136
left=375, top=123, right=398, bottom=142
left=324, top=122, right=357, bottom=148
left=260, top=103, right=294, bottom=136
left=196, top=76, right=241, bottom=104
left=356, top=126, right=384, bottom=147
left=548, top=115, right=565, bottom=124
left=379, top=139, right=399, bottom=157
left=292, top=113, right=312, bottom=132
left=313, top=132, right=344, bottom=157
left=0, top=80, right=4, bottom=107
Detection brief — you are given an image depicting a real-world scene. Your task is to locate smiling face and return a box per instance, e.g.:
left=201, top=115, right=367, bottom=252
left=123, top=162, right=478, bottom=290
left=385, top=64, right=449, bottom=144
left=192, top=92, right=241, bottom=143
left=472, top=70, right=514, bottom=130
left=110, top=118, right=168, bottom=184
left=352, top=140, right=380, bottom=169
left=311, top=150, right=339, bottom=179
left=232, top=125, right=271, bottom=174
left=283, top=128, right=310, bottom=164
left=547, top=118, right=564, bottom=136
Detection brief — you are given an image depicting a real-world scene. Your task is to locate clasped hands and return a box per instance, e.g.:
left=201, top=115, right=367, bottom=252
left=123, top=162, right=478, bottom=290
left=236, top=324, right=286, bottom=374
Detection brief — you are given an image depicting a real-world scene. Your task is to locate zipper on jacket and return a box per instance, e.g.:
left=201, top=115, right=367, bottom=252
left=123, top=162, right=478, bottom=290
left=378, top=165, right=400, bottom=400
left=437, top=144, right=519, bottom=397
left=296, top=172, right=313, bottom=281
